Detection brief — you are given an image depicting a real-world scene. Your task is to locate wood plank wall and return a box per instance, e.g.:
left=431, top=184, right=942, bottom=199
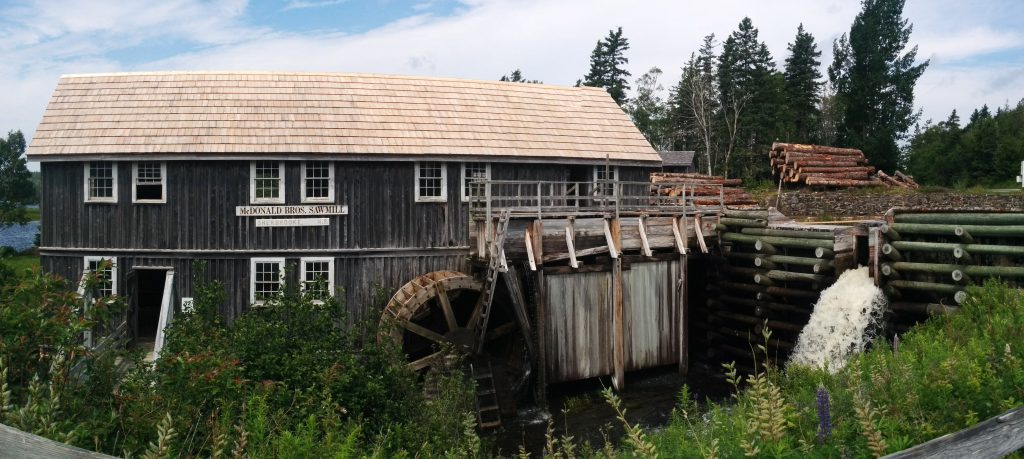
left=40, top=160, right=653, bottom=321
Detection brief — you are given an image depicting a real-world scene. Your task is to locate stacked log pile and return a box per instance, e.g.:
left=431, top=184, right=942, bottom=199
left=877, top=209, right=1024, bottom=332
left=651, top=172, right=758, bottom=207
left=770, top=143, right=921, bottom=188
left=770, top=142, right=880, bottom=187
left=693, top=208, right=858, bottom=373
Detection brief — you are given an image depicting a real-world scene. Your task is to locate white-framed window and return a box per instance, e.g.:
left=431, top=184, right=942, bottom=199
left=250, top=257, right=285, bottom=305
left=415, top=161, right=447, bottom=202
left=300, top=257, right=335, bottom=303
left=84, top=161, right=118, bottom=203
left=83, top=256, right=117, bottom=297
left=250, top=161, right=285, bottom=204
left=301, top=161, right=334, bottom=203
left=460, top=162, right=490, bottom=202
left=132, top=161, right=166, bottom=203
left=593, top=165, right=619, bottom=197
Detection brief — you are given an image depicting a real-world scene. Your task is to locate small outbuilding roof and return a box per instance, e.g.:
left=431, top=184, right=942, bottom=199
left=658, top=150, right=695, bottom=167
left=27, top=71, right=660, bottom=164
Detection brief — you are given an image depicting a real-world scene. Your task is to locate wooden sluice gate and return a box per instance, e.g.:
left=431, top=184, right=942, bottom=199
left=462, top=179, right=722, bottom=398
left=695, top=208, right=869, bottom=374
left=876, top=208, right=1024, bottom=333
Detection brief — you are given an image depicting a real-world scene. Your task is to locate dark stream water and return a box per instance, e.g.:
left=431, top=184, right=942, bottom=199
left=488, top=367, right=728, bottom=457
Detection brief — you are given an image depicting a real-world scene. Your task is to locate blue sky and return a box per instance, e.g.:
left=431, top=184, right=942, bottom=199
left=3, top=0, right=1024, bottom=169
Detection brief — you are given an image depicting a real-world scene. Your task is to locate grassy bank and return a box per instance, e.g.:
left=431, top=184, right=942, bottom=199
left=641, top=281, right=1024, bottom=458
left=1, top=254, right=39, bottom=273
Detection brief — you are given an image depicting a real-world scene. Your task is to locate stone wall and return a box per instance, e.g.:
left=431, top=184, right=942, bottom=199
left=763, top=190, right=1024, bottom=220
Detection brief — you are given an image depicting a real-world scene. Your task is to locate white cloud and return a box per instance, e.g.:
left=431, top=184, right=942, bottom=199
left=283, top=0, right=349, bottom=11
left=5, top=0, right=1023, bottom=171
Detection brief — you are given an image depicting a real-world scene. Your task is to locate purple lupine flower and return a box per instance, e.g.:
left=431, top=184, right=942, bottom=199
left=817, top=386, right=832, bottom=443
left=893, top=333, right=900, bottom=355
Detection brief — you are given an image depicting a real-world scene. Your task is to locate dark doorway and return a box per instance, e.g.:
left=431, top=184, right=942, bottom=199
left=130, top=269, right=167, bottom=353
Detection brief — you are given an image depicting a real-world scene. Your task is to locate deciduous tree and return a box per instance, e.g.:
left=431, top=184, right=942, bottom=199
left=626, top=67, right=670, bottom=150
left=0, top=130, right=34, bottom=226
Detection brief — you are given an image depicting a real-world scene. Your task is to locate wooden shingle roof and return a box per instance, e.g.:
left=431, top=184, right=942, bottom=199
left=27, top=71, right=660, bottom=164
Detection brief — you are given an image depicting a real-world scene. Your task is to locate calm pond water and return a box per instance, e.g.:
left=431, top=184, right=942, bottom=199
left=0, top=221, right=40, bottom=252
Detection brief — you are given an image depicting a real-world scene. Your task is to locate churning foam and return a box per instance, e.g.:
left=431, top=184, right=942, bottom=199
left=789, top=266, right=886, bottom=373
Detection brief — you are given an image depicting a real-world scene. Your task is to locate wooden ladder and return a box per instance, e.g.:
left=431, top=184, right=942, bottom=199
left=471, top=360, right=502, bottom=429
left=475, top=209, right=511, bottom=353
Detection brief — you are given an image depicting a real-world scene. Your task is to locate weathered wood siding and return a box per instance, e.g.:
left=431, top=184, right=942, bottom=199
left=43, top=253, right=466, bottom=323
left=543, top=258, right=681, bottom=383
left=544, top=270, right=615, bottom=382
left=622, top=260, right=681, bottom=371
left=40, top=160, right=654, bottom=322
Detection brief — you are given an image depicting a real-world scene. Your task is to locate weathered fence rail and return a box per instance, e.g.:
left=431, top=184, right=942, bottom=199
left=883, top=406, right=1024, bottom=458
left=0, top=423, right=116, bottom=458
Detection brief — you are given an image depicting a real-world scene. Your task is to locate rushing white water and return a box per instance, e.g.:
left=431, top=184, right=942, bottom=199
left=789, top=266, right=886, bottom=373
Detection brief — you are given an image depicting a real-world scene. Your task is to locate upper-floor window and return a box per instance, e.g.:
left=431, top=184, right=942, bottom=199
left=251, top=161, right=285, bottom=204
left=84, top=256, right=117, bottom=298
left=84, top=161, right=118, bottom=203
left=251, top=257, right=285, bottom=305
left=133, top=162, right=166, bottom=203
left=302, top=161, right=334, bottom=203
left=461, top=162, right=490, bottom=202
left=593, top=165, right=619, bottom=197
left=415, top=162, right=447, bottom=203
left=300, top=257, right=334, bottom=303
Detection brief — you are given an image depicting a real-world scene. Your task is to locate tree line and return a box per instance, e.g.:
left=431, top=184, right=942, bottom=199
left=503, top=0, right=931, bottom=183
left=907, top=102, right=1024, bottom=187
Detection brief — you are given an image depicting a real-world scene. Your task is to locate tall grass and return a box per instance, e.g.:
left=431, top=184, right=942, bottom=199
left=649, top=280, right=1024, bottom=458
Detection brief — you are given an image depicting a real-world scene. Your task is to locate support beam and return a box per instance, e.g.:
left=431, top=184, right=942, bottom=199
left=678, top=253, right=688, bottom=375
left=534, top=269, right=547, bottom=406
left=694, top=215, right=709, bottom=253
left=612, top=256, right=625, bottom=391
left=604, top=218, right=619, bottom=259
left=532, top=220, right=544, bottom=267
left=524, top=228, right=537, bottom=271
left=638, top=216, right=653, bottom=257
left=564, top=218, right=578, bottom=269
left=671, top=216, right=687, bottom=254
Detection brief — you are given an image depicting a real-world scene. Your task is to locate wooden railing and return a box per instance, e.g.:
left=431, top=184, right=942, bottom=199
left=883, top=406, right=1024, bottom=458
left=468, top=179, right=724, bottom=221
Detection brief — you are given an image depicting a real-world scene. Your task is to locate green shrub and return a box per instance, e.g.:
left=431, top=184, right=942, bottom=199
left=647, top=280, right=1024, bottom=458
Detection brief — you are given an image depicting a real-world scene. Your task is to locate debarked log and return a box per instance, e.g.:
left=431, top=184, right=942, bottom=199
left=886, top=280, right=967, bottom=304
left=740, top=227, right=835, bottom=240
left=805, top=177, right=883, bottom=187
left=720, top=217, right=768, bottom=228
left=890, top=222, right=1024, bottom=238
left=711, top=310, right=805, bottom=332
left=890, top=240, right=1024, bottom=256
left=894, top=213, right=1024, bottom=225
left=889, top=301, right=960, bottom=315
left=884, top=261, right=1024, bottom=279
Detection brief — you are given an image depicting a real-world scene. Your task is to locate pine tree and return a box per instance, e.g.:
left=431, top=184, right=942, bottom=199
left=829, top=0, right=929, bottom=172
left=783, top=24, right=824, bottom=142
left=626, top=67, right=669, bottom=150
left=499, top=69, right=542, bottom=84
left=0, top=130, right=34, bottom=226
left=717, top=17, right=781, bottom=179
left=581, top=27, right=631, bottom=106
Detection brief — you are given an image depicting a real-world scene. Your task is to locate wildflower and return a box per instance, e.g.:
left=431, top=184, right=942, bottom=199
left=816, top=386, right=831, bottom=443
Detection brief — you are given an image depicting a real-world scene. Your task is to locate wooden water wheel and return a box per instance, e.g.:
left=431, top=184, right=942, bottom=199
left=380, top=270, right=530, bottom=383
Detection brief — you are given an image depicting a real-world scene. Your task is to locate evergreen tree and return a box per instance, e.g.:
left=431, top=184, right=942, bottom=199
left=0, top=130, right=34, bottom=226
left=499, top=69, right=542, bottom=84
left=717, top=17, right=781, bottom=179
left=580, top=27, right=631, bottom=106
left=626, top=67, right=670, bottom=150
left=829, top=0, right=929, bottom=172
left=782, top=24, right=824, bottom=142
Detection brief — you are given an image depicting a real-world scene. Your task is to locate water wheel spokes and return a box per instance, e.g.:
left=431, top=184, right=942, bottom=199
left=380, top=271, right=488, bottom=371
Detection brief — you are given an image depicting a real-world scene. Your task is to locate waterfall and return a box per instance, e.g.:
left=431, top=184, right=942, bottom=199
left=789, top=266, right=886, bottom=373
